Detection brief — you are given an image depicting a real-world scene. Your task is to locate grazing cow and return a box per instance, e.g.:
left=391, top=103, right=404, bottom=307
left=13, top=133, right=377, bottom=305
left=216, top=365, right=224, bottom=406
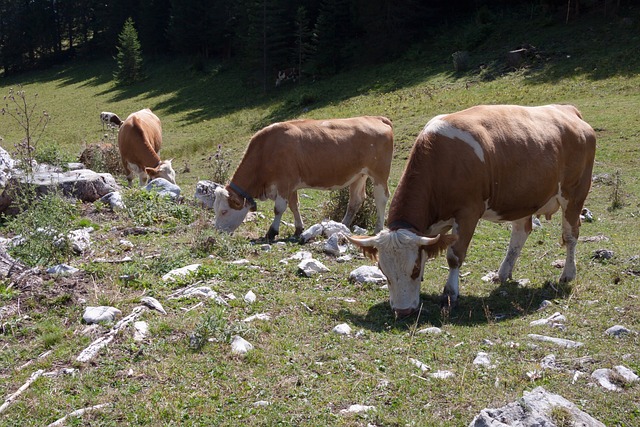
left=347, top=104, right=596, bottom=317
left=100, top=112, right=122, bottom=130
left=117, top=108, right=176, bottom=186
left=214, top=116, right=394, bottom=240
left=275, top=68, right=299, bottom=87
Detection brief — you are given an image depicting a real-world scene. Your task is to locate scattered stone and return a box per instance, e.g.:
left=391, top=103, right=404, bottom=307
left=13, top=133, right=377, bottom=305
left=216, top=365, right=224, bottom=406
left=244, top=290, right=256, bottom=304
left=339, top=404, right=375, bottom=414
left=243, top=313, right=271, bottom=322
left=336, top=255, right=353, bottom=263
left=473, top=352, right=492, bottom=367
left=231, top=335, right=253, bottom=355
left=579, top=234, right=610, bottom=243
left=540, top=354, right=557, bottom=370
left=168, top=285, right=228, bottom=306
left=592, top=249, right=614, bottom=260
left=333, top=323, right=352, bottom=335
left=537, top=300, right=553, bottom=311
left=528, top=334, right=583, bottom=348
left=468, top=386, right=605, bottom=427
left=298, top=258, right=329, bottom=277
left=46, top=264, right=79, bottom=276
left=531, top=217, right=542, bottom=229
left=253, top=400, right=270, bottom=407
left=352, top=225, right=367, bottom=235
left=119, top=239, right=134, bottom=250
left=417, top=327, right=442, bottom=335
left=324, top=233, right=348, bottom=256
left=348, top=265, right=387, bottom=284
left=161, top=264, right=202, bottom=281
left=260, top=244, right=271, bottom=252
left=529, top=312, right=566, bottom=327
left=100, top=191, right=125, bottom=210
left=280, top=251, right=312, bottom=265
left=481, top=271, right=499, bottom=282
left=409, top=357, right=430, bottom=372
left=140, top=296, right=167, bottom=315
left=551, top=259, right=565, bottom=269
left=83, top=306, right=122, bottom=324
left=144, top=178, right=181, bottom=200
left=299, top=224, right=323, bottom=243
left=430, top=370, right=454, bottom=379
left=194, top=180, right=221, bottom=209
left=68, top=227, right=93, bottom=253
left=581, top=208, right=594, bottom=222
left=605, top=325, right=631, bottom=338
left=591, top=366, right=639, bottom=391
left=300, top=220, right=351, bottom=243
left=133, top=321, right=148, bottom=341
left=230, top=259, right=251, bottom=265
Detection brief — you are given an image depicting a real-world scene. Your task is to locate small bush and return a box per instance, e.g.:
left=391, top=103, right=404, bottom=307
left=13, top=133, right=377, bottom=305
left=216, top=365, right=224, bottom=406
left=35, top=141, right=73, bottom=168
left=6, top=192, right=80, bottom=267
left=121, top=189, right=194, bottom=228
left=208, top=144, right=232, bottom=184
left=322, top=180, right=378, bottom=231
left=79, top=141, right=124, bottom=175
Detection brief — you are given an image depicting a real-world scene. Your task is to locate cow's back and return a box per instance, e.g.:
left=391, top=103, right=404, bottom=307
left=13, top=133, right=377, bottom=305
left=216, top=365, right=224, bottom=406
left=240, top=116, right=393, bottom=191
left=118, top=109, right=163, bottom=169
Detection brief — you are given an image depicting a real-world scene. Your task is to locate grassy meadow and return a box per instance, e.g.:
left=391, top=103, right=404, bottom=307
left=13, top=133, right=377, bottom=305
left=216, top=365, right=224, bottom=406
left=1, top=7, right=639, bottom=426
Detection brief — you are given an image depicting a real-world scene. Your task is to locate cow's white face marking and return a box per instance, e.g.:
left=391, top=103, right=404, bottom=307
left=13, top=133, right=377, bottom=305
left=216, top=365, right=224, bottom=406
left=423, top=117, right=485, bottom=162
left=213, top=187, right=250, bottom=233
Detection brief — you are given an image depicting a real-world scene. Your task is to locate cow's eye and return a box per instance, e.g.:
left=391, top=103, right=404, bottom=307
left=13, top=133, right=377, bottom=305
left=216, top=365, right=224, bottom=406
left=221, top=210, right=228, bottom=216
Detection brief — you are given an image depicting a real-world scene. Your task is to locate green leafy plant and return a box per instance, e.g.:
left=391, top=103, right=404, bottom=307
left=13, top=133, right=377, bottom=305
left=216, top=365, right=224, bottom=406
left=122, top=189, right=194, bottom=228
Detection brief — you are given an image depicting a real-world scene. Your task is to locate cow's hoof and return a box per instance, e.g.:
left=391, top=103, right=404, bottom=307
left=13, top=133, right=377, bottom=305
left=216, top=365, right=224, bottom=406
left=440, top=294, right=459, bottom=310
left=266, top=228, right=278, bottom=242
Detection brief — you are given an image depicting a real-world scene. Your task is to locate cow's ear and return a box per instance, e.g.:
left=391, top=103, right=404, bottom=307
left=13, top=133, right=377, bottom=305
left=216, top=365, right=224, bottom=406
left=227, top=191, right=245, bottom=210
left=421, top=233, right=457, bottom=259
left=145, top=166, right=159, bottom=178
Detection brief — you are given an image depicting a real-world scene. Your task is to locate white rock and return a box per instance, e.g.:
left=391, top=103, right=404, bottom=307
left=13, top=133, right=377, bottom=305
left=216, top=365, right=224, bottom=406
left=119, top=239, right=134, bottom=250
left=352, top=225, right=367, bottom=235
left=68, top=227, right=93, bottom=253
left=333, top=323, right=352, bottom=335
left=473, top=352, right=492, bottom=367
left=591, top=368, right=622, bottom=391
left=605, top=325, right=631, bottom=337
left=133, top=321, right=148, bottom=341
left=541, top=354, right=557, bottom=370
left=417, top=327, right=442, bottom=335
left=83, top=306, right=122, bottom=324
left=430, top=370, right=454, bottom=379
left=298, top=258, right=329, bottom=277
left=299, top=224, right=324, bottom=243
left=614, top=365, right=639, bottom=383
left=168, top=286, right=228, bottom=306
left=323, top=233, right=348, bottom=256
left=409, top=357, right=430, bottom=372
left=253, top=400, right=270, bottom=407
left=336, top=255, right=353, bottom=263
left=349, top=265, right=387, bottom=284
left=243, top=313, right=271, bottom=322
left=528, top=334, right=583, bottom=348
left=162, top=264, right=201, bottom=281
left=231, top=335, right=254, bottom=355
left=339, top=404, right=375, bottom=414
left=140, top=296, right=167, bottom=315
left=244, top=290, right=257, bottom=304
left=537, top=300, right=553, bottom=311
left=47, top=264, right=79, bottom=275
left=321, top=220, right=350, bottom=237
left=481, top=271, right=499, bottom=282
left=230, top=259, right=251, bottom=265
left=530, top=312, right=566, bottom=326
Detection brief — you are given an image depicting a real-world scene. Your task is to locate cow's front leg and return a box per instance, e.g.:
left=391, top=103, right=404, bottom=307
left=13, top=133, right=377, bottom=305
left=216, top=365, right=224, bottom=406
left=497, top=216, right=532, bottom=283
left=266, top=195, right=288, bottom=241
left=288, top=191, right=304, bottom=237
left=342, top=175, right=367, bottom=227
left=372, top=182, right=389, bottom=233
left=442, top=217, right=477, bottom=307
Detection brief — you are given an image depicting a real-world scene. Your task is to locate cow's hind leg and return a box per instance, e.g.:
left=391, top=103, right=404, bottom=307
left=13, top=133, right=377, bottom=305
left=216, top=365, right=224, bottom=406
left=371, top=180, right=389, bottom=233
left=497, top=216, right=532, bottom=283
left=267, top=195, right=288, bottom=241
left=288, top=191, right=304, bottom=237
left=559, top=203, right=582, bottom=283
left=342, top=175, right=367, bottom=228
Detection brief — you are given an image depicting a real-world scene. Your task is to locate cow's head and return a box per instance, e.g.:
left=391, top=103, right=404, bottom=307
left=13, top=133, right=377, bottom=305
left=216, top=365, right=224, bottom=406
left=146, top=159, right=176, bottom=184
left=346, top=229, right=457, bottom=317
left=213, top=186, right=255, bottom=233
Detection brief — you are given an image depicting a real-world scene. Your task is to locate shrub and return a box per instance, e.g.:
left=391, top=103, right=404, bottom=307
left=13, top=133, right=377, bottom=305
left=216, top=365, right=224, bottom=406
left=322, top=180, right=378, bottom=231
left=79, top=141, right=124, bottom=175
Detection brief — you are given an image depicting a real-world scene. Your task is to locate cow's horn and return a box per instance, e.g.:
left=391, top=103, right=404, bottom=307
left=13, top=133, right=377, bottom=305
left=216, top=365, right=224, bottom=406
left=418, top=234, right=441, bottom=246
left=345, top=233, right=378, bottom=248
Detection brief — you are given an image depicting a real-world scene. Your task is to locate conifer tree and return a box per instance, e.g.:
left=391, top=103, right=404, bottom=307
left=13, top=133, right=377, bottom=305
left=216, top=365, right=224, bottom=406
left=114, top=17, right=144, bottom=84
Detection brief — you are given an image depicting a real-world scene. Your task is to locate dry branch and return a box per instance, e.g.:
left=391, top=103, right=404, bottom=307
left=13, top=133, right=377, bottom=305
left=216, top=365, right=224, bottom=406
left=0, top=369, right=44, bottom=414
left=46, top=403, right=111, bottom=427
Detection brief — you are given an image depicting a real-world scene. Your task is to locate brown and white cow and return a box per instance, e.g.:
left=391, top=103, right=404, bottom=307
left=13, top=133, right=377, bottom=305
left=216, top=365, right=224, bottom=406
left=347, top=104, right=596, bottom=317
left=117, top=108, right=176, bottom=186
left=213, top=116, right=394, bottom=240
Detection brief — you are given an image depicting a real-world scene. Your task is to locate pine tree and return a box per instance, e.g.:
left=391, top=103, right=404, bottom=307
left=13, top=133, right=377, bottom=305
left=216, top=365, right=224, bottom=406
left=114, top=17, right=144, bottom=84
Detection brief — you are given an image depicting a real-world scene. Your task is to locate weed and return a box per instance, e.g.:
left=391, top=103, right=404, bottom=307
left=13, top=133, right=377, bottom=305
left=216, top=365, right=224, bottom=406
left=1, top=85, right=50, bottom=170
left=608, top=170, right=625, bottom=211
left=78, top=141, right=124, bottom=175
left=121, top=188, right=194, bottom=228
left=550, top=406, right=574, bottom=427
left=189, top=306, right=228, bottom=351
left=208, top=144, right=232, bottom=184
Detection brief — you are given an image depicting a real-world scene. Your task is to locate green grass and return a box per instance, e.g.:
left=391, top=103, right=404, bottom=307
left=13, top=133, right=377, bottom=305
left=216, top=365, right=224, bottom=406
left=1, top=7, right=640, bottom=427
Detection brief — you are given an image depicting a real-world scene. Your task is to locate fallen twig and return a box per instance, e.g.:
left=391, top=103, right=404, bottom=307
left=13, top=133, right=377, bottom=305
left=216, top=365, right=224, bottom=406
left=46, top=402, right=111, bottom=427
left=0, top=369, right=44, bottom=414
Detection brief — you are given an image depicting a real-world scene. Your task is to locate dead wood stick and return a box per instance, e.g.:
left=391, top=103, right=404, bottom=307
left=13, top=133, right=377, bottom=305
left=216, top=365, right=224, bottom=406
left=46, top=403, right=111, bottom=427
left=0, top=369, right=44, bottom=414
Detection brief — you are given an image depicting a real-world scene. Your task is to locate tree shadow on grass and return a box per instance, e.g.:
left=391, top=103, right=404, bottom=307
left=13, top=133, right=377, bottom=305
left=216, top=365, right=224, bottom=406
left=336, top=278, right=573, bottom=332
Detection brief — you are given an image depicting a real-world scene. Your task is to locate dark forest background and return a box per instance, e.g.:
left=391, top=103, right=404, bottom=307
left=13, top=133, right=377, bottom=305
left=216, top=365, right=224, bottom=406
left=0, top=0, right=629, bottom=87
